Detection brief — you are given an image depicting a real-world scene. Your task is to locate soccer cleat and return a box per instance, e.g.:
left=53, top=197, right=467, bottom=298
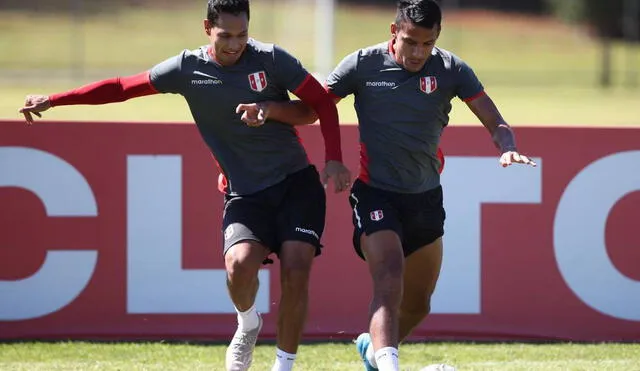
left=356, top=333, right=378, bottom=371
left=225, top=314, right=263, bottom=371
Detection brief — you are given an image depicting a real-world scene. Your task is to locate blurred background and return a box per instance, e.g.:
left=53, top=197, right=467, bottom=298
left=1, top=0, right=639, bottom=125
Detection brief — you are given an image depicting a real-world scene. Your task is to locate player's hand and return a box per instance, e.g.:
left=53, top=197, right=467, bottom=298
left=236, top=102, right=270, bottom=127
left=321, top=160, right=352, bottom=193
left=499, top=151, right=537, bottom=168
left=19, top=95, right=51, bottom=125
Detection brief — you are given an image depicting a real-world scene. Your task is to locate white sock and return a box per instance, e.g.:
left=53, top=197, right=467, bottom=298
left=271, top=348, right=296, bottom=371
left=374, top=347, right=399, bottom=371
left=236, top=304, right=259, bottom=331
left=365, top=342, right=377, bottom=367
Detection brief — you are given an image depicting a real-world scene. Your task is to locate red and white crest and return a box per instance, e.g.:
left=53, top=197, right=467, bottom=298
left=370, top=210, right=384, bottom=221
left=419, top=76, right=438, bottom=94
left=248, top=71, right=267, bottom=92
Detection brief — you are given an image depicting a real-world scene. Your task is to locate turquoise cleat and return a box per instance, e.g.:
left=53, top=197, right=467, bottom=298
left=356, top=333, right=378, bottom=371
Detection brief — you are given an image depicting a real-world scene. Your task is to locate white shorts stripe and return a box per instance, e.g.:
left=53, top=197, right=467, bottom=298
left=350, top=193, right=362, bottom=229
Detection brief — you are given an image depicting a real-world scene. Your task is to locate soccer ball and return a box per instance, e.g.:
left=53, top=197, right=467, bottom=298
left=420, top=364, right=457, bottom=371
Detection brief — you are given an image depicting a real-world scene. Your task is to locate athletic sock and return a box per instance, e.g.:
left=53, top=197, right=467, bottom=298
left=375, top=347, right=399, bottom=371
left=271, top=347, right=296, bottom=371
left=235, top=304, right=260, bottom=331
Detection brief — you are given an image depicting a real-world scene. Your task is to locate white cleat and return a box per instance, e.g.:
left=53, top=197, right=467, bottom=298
left=225, top=315, right=263, bottom=371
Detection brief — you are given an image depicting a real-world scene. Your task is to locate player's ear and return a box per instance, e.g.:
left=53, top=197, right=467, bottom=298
left=390, top=22, right=398, bottom=39
left=204, top=19, right=212, bottom=36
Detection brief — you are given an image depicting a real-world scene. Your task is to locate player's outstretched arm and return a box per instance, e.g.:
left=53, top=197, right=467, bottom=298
left=466, top=93, right=536, bottom=168
left=18, top=71, right=158, bottom=125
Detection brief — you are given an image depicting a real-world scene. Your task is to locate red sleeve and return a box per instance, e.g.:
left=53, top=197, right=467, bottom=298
left=462, top=90, right=486, bottom=103
left=437, top=147, right=445, bottom=174
left=49, top=71, right=158, bottom=107
left=323, top=83, right=343, bottom=101
left=293, top=74, right=342, bottom=162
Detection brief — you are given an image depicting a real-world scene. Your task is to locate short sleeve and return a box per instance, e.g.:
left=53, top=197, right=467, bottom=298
left=326, top=50, right=359, bottom=98
left=271, top=45, right=309, bottom=92
left=453, top=57, right=484, bottom=101
left=150, top=51, right=187, bottom=94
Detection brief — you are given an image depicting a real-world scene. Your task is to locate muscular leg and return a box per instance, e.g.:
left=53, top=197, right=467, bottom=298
left=225, top=240, right=270, bottom=311
left=276, top=240, right=316, bottom=353
left=361, top=230, right=405, bottom=350
left=398, top=237, right=443, bottom=341
left=225, top=239, right=271, bottom=371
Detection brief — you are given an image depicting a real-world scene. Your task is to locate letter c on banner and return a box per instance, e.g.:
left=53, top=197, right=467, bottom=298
left=0, top=147, right=98, bottom=321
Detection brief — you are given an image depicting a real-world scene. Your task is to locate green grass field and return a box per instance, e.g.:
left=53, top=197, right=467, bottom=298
left=1, top=2, right=639, bottom=126
left=1, top=341, right=639, bottom=371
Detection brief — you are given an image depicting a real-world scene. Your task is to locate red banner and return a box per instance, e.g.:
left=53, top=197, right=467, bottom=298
left=1, top=120, right=639, bottom=341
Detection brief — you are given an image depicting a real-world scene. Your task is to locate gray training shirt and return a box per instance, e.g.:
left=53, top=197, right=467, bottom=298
left=150, top=38, right=310, bottom=196
left=327, top=42, right=484, bottom=193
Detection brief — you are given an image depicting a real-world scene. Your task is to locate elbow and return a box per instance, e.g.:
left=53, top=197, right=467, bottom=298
left=287, top=109, right=318, bottom=126
left=305, top=111, right=320, bottom=125
left=310, top=98, right=338, bottom=126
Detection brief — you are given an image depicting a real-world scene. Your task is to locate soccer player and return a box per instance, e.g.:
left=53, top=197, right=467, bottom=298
left=239, top=1, right=536, bottom=370
left=18, top=1, right=351, bottom=370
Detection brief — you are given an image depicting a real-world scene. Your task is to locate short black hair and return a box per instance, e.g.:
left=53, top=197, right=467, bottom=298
left=395, top=0, right=442, bottom=29
left=207, top=0, right=250, bottom=26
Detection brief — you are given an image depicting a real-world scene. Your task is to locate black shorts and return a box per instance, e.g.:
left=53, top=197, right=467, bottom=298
left=222, top=165, right=326, bottom=257
left=348, top=179, right=445, bottom=260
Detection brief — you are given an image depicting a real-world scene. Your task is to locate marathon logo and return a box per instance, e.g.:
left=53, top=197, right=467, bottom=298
left=191, top=70, right=223, bottom=86
left=191, top=79, right=223, bottom=86
left=295, top=227, right=319, bottom=240
left=365, top=81, right=396, bottom=88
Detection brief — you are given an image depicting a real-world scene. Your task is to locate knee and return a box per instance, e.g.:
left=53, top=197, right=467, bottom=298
left=370, top=254, right=404, bottom=290
left=368, top=265, right=404, bottom=310
left=225, top=247, right=261, bottom=285
left=402, top=295, right=433, bottom=319
left=280, top=271, right=311, bottom=296
left=280, top=245, right=314, bottom=293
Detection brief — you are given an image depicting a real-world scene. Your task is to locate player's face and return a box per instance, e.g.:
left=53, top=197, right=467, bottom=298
left=204, top=12, right=249, bottom=67
left=391, top=21, right=440, bottom=72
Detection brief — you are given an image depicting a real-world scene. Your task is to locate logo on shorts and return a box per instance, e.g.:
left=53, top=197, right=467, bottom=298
left=295, top=227, right=319, bottom=240
left=224, top=225, right=234, bottom=240
left=370, top=210, right=384, bottom=221
left=419, top=76, right=437, bottom=94
left=248, top=71, right=267, bottom=92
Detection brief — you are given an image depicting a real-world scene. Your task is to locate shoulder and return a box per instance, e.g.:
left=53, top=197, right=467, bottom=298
left=151, top=47, right=206, bottom=74
left=358, top=41, right=391, bottom=60
left=245, top=38, right=299, bottom=65
left=183, top=46, right=208, bottom=60
left=432, top=47, right=470, bottom=71
left=165, top=46, right=209, bottom=67
left=338, top=41, right=389, bottom=71
left=247, top=38, right=275, bottom=53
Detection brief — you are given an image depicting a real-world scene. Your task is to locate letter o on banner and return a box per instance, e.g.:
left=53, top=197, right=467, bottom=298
left=554, top=151, right=640, bottom=321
